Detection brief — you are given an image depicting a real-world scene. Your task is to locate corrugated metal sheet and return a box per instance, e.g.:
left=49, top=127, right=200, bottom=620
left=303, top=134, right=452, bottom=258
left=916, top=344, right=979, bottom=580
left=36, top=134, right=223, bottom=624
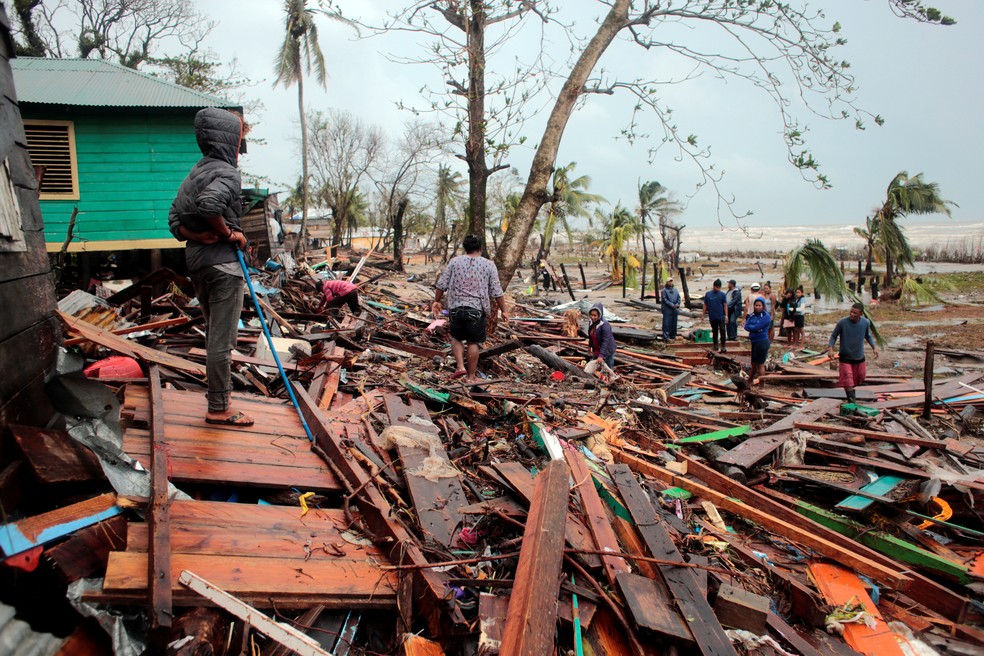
left=11, top=57, right=240, bottom=109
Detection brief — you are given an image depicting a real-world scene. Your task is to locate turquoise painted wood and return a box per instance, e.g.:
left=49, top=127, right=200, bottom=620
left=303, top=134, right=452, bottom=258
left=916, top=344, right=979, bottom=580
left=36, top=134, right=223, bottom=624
left=28, top=107, right=205, bottom=248
left=835, top=474, right=906, bottom=512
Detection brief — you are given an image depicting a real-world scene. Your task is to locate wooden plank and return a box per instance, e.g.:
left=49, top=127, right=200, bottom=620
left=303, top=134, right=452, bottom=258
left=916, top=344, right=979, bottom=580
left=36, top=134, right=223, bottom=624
left=608, top=463, right=737, bottom=656
left=57, top=310, right=206, bottom=376
left=148, top=365, right=172, bottom=629
left=317, top=345, right=344, bottom=410
left=382, top=394, right=467, bottom=547
left=807, top=562, right=905, bottom=656
left=835, top=475, right=906, bottom=512
left=611, top=449, right=909, bottom=589
left=717, top=397, right=840, bottom=468
left=9, top=423, right=104, bottom=483
left=661, top=371, right=693, bottom=395
left=186, top=347, right=301, bottom=372
left=371, top=337, right=447, bottom=359
left=0, top=493, right=119, bottom=557
left=478, top=592, right=508, bottom=654
left=45, top=515, right=127, bottom=583
left=633, top=400, right=739, bottom=429
left=292, top=383, right=462, bottom=633
left=565, top=450, right=629, bottom=585
left=402, top=635, right=445, bottom=656
left=615, top=572, right=693, bottom=642
left=500, top=459, right=570, bottom=656
left=178, top=571, right=332, bottom=656
left=490, top=461, right=602, bottom=570
left=64, top=316, right=191, bottom=347
left=794, top=421, right=947, bottom=449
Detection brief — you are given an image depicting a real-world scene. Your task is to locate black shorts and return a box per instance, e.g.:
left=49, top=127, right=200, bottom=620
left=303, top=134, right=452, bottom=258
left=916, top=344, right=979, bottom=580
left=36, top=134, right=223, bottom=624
left=794, top=315, right=805, bottom=328
left=750, top=339, right=770, bottom=364
left=449, top=306, right=487, bottom=344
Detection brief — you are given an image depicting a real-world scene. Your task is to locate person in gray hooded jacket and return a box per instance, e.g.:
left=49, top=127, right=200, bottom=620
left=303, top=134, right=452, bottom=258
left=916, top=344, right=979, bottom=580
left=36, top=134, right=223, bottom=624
left=168, top=107, right=253, bottom=426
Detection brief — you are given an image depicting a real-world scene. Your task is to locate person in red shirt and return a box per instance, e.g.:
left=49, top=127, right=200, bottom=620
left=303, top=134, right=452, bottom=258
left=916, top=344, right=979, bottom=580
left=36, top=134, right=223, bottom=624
left=317, top=279, right=361, bottom=315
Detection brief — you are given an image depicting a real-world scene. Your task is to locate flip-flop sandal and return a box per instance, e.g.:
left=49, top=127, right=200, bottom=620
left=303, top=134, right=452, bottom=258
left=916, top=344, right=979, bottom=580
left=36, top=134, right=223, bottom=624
left=450, top=369, right=467, bottom=380
left=205, top=411, right=255, bottom=426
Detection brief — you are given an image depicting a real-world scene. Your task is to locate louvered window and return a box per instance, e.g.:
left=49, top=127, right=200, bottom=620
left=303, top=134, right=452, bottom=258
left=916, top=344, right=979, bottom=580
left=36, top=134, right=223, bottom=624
left=23, top=120, right=79, bottom=200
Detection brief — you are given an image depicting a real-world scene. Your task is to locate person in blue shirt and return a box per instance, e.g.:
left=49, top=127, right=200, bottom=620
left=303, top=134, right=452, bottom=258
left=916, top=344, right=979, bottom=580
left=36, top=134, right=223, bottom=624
left=702, top=279, right=729, bottom=352
left=660, top=278, right=681, bottom=341
left=827, top=302, right=879, bottom=403
left=743, top=298, right=771, bottom=385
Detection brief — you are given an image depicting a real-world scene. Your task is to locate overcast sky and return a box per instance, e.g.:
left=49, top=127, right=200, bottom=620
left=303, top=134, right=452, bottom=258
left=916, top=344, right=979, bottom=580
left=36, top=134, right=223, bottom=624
left=198, top=1, right=979, bottom=232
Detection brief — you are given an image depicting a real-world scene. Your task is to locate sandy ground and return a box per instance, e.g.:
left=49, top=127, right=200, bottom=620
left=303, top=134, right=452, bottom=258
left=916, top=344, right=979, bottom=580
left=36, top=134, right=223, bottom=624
left=405, top=255, right=984, bottom=378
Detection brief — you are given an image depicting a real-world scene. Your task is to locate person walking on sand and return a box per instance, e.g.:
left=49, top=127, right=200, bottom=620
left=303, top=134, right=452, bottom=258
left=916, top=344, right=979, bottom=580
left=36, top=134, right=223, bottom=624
left=660, top=278, right=681, bottom=341
left=744, top=298, right=771, bottom=385
left=725, top=279, right=742, bottom=341
left=168, top=107, right=253, bottom=427
left=827, top=302, right=879, bottom=404
left=587, top=302, right=617, bottom=374
left=702, top=279, right=729, bottom=352
left=433, top=235, right=508, bottom=383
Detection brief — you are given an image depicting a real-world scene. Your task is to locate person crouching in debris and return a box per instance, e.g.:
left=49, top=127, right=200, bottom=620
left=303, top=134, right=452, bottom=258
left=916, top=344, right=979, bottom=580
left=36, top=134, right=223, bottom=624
left=743, top=298, right=771, bottom=386
left=585, top=302, right=617, bottom=379
left=168, top=107, right=254, bottom=427
left=317, top=279, right=361, bottom=315
left=827, top=302, right=879, bottom=404
left=432, top=235, right=508, bottom=383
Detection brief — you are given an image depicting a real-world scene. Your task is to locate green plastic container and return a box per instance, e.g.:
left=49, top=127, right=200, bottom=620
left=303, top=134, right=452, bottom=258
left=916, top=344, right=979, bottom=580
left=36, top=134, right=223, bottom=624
left=840, top=403, right=880, bottom=418
left=694, top=329, right=712, bottom=343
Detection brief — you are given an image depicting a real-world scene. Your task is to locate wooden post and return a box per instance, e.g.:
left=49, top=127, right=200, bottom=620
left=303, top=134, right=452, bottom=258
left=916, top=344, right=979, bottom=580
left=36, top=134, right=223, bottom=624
left=621, top=258, right=627, bottom=298
left=677, top=267, right=693, bottom=309
left=923, top=340, right=935, bottom=420
left=149, top=365, right=172, bottom=629
left=141, top=285, right=153, bottom=320
left=559, top=263, right=576, bottom=301
left=578, top=262, right=587, bottom=289
left=654, top=262, right=661, bottom=292
left=640, top=253, right=648, bottom=301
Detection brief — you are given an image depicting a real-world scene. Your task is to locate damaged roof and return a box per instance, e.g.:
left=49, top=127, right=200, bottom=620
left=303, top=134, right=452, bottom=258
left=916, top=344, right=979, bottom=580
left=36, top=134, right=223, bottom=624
left=10, top=57, right=240, bottom=109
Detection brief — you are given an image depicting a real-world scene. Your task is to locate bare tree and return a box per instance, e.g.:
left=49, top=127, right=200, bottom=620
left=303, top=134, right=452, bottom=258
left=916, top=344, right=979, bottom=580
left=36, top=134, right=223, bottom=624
left=307, top=109, right=384, bottom=251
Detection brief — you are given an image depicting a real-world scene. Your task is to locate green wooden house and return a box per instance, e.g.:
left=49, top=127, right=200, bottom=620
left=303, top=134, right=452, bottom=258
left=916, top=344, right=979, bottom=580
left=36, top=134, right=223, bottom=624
left=10, top=57, right=241, bottom=253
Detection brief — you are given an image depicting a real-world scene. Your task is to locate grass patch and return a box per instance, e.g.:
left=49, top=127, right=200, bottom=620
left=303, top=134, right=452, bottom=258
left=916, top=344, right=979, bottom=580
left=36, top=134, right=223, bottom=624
left=921, top=271, right=984, bottom=295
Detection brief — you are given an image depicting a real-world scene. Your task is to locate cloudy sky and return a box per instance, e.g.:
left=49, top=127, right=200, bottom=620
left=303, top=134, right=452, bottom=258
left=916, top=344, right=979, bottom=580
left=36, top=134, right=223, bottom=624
left=197, top=1, right=979, bottom=232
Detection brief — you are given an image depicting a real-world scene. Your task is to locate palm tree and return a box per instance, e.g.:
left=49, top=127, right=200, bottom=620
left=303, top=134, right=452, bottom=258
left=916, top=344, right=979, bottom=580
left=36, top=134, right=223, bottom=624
left=853, top=215, right=880, bottom=274
left=636, top=180, right=682, bottom=282
left=274, top=0, right=345, bottom=256
left=594, top=204, right=640, bottom=282
left=427, top=165, right=466, bottom=262
left=535, top=162, right=604, bottom=263
left=873, top=171, right=956, bottom=287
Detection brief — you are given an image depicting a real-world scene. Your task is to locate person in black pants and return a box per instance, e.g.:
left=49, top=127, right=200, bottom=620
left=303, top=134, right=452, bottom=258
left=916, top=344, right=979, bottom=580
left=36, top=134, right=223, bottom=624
left=725, top=279, right=742, bottom=341
left=702, top=279, right=729, bottom=352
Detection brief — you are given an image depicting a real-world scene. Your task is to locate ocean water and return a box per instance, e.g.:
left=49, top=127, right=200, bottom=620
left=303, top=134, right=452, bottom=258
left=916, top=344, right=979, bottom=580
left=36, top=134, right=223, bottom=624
left=676, top=220, right=984, bottom=255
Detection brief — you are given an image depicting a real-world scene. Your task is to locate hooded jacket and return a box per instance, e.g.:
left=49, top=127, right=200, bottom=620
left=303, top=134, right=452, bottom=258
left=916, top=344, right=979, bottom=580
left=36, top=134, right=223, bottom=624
left=588, top=302, right=617, bottom=360
left=168, top=107, right=244, bottom=273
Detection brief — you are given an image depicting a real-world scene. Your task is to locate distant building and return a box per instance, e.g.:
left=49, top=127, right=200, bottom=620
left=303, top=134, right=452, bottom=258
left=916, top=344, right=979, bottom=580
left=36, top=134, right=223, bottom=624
left=10, top=57, right=242, bottom=253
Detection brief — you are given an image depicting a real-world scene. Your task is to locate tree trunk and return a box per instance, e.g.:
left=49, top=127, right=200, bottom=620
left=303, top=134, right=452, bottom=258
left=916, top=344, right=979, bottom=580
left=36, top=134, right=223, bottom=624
left=393, top=197, right=407, bottom=272
left=864, top=242, right=873, bottom=274
left=294, top=77, right=310, bottom=257
left=465, top=1, right=490, bottom=253
left=885, top=251, right=894, bottom=288
left=494, top=0, right=628, bottom=289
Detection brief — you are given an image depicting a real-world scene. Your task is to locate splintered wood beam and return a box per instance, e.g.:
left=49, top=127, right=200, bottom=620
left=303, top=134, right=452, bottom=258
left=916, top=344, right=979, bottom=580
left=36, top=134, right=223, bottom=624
left=564, top=450, right=629, bottom=586
left=149, top=365, right=172, bottom=629
left=178, top=571, right=331, bottom=656
left=501, top=459, right=570, bottom=656
left=608, top=464, right=737, bottom=656
left=793, top=421, right=947, bottom=449
left=610, top=449, right=908, bottom=590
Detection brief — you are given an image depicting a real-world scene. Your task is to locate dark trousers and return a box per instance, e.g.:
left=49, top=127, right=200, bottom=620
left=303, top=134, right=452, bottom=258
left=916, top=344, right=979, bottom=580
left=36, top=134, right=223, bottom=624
left=726, top=309, right=739, bottom=340
left=710, top=319, right=727, bottom=350
left=191, top=267, right=244, bottom=413
left=661, top=309, right=678, bottom=340
left=327, top=290, right=361, bottom=314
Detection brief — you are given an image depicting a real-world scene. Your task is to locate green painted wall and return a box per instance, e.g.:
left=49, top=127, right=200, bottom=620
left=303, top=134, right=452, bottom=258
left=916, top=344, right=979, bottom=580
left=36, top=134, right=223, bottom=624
left=27, top=107, right=203, bottom=248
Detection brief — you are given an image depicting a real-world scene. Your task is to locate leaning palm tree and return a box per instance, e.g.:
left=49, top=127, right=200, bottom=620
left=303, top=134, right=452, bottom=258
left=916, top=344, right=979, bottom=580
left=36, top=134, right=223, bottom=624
left=637, top=180, right=682, bottom=284
left=593, top=204, right=640, bottom=282
left=535, top=162, right=605, bottom=263
left=427, top=165, right=466, bottom=262
left=874, top=171, right=956, bottom=287
left=853, top=215, right=880, bottom=274
left=274, top=0, right=347, bottom=256
left=784, top=238, right=885, bottom=345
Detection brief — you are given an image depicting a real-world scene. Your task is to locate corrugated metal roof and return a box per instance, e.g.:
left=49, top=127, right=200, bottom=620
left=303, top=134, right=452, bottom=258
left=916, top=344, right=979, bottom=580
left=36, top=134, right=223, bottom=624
left=10, top=57, right=241, bottom=109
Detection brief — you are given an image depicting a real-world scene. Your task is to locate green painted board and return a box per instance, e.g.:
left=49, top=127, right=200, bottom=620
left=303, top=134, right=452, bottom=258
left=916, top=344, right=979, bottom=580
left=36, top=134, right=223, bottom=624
left=795, top=501, right=971, bottom=584
left=835, top=474, right=905, bottom=512
left=675, top=425, right=750, bottom=444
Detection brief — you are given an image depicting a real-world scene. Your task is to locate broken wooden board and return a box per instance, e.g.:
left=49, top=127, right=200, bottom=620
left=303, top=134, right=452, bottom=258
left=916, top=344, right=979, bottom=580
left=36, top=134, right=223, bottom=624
left=9, top=424, right=105, bottom=484
left=45, top=515, right=127, bottom=583
left=0, top=493, right=120, bottom=557
left=382, top=394, right=467, bottom=547
left=501, top=459, right=570, bottom=656
left=614, top=572, right=693, bottom=643
left=834, top=474, right=906, bottom=513
left=121, top=386, right=341, bottom=492
left=317, top=344, right=345, bottom=410
left=716, top=397, right=841, bottom=469
left=100, top=500, right=397, bottom=609
left=148, top=365, right=172, bottom=629
left=608, top=463, right=736, bottom=656
left=795, top=421, right=947, bottom=450
left=57, top=309, right=206, bottom=376
left=808, top=561, right=905, bottom=656
left=565, top=450, right=629, bottom=586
